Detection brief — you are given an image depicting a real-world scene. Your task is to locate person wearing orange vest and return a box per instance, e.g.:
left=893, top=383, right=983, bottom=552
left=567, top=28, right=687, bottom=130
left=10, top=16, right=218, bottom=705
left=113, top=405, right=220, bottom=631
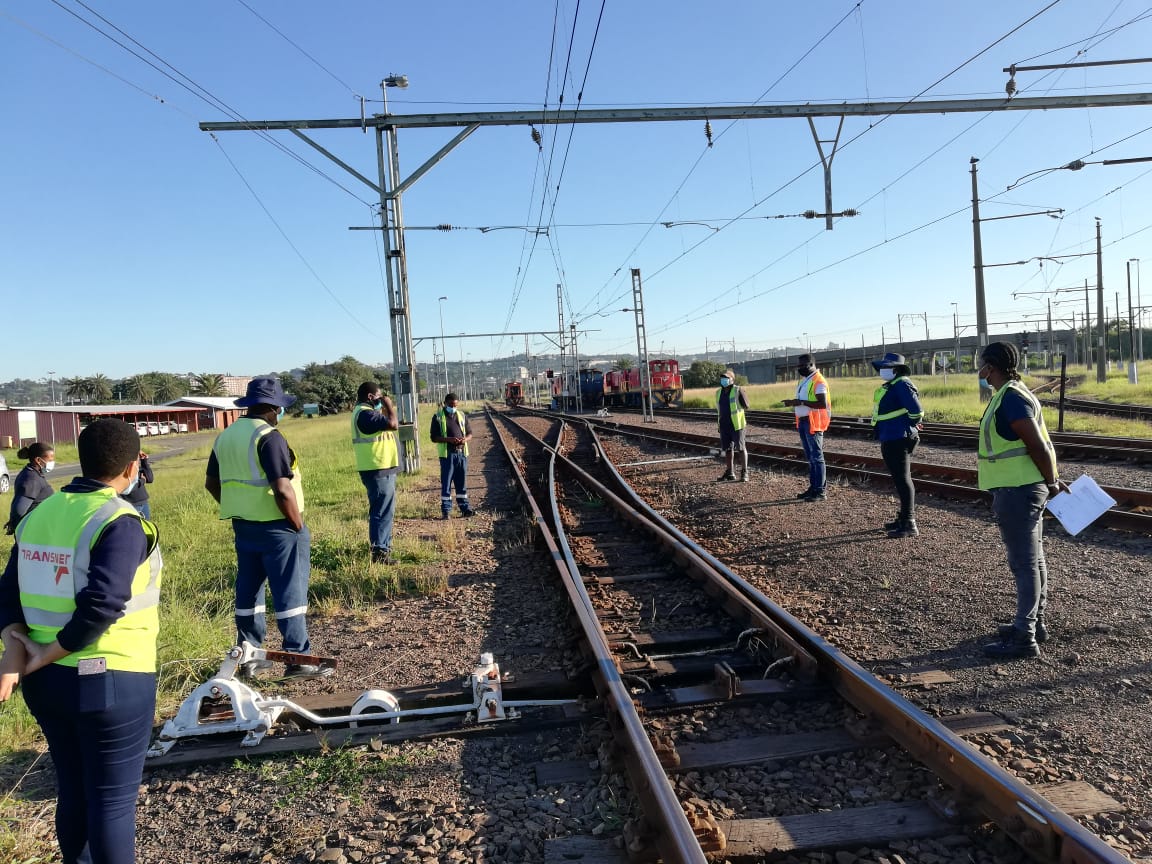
left=0, top=419, right=162, bottom=864
left=782, top=353, right=831, bottom=500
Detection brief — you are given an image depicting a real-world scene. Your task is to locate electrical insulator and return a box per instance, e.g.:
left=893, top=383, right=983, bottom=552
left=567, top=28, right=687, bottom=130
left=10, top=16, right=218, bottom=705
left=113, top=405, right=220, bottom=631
left=802, top=210, right=817, bottom=219
left=531, top=126, right=543, bottom=150
left=842, top=209, right=858, bottom=217
left=704, top=120, right=713, bottom=147
left=436, top=224, right=452, bottom=231
left=1005, top=76, right=1017, bottom=97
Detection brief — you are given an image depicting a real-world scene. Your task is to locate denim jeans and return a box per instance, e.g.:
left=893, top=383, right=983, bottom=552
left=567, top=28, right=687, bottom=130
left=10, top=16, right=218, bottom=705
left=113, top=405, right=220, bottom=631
left=439, top=452, right=470, bottom=514
left=359, top=470, right=397, bottom=553
left=880, top=438, right=916, bottom=520
left=132, top=502, right=151, bottom=519
left=796, top=417, right=826, bottom=493
left=232, top=519, right=311, bottom=653
left=22, top=664, right=156, bottom=864
left=991, top=483, right=1049, bottom=639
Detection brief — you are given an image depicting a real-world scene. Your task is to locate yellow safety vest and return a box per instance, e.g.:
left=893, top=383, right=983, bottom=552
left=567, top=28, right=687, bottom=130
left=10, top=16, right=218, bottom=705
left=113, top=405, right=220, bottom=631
left=434, top=409, right=468, bottom=458
left=15, top=487, right=162, bottom=673
left=214, top=418, right=305, bottom=521
left=871, top=376, right=923, bottom=425
left=715, top=387, right=746, bottom=431
left=351, top=404, right=399, bottom=471
left=977, top=380, right=1056, bottom=490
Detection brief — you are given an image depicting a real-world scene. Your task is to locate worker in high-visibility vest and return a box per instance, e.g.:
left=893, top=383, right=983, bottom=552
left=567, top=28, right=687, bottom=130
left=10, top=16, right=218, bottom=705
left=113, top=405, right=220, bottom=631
left=715, top=368, right=750, bottom=482
left=782, top=353, right=831, bottom=500
left=0, top=419, right=161, bottom=864
left=429, top=393, right=475, bottom=519
left=870, top=352, right=924, bottom=538
left=351, top=381, right=399, bottom=563
left=205, top=376, right=330, bottom=679
left=977, top=342, right=1066, bottom=660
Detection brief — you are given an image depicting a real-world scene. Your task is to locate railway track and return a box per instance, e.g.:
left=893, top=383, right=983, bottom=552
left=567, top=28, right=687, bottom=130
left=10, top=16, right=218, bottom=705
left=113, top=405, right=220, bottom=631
left=487, top=407, right=1128, bottom=864
left=609, top=406, right=1152, bottom=464
left=562, top=409, right=1152, bottom=533
left=1038, top=396, right=1152, bottom=423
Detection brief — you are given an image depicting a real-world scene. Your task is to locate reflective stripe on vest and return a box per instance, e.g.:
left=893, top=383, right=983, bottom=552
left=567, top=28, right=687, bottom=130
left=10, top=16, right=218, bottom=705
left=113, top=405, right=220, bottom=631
left=795, top=372, right=831, bottom=432
left=351, top=405, right=399, bottom=471
left=435, top=410, right=468, bottom=458
left=977, top=380, right=1055, bottom=490
left=871, top=377, right=911, bottom=425
left=15, top=488, right=162, bottom=672
left=214, top=418, right=305, bottom=521
left=715, top=387, right=746, bottom=431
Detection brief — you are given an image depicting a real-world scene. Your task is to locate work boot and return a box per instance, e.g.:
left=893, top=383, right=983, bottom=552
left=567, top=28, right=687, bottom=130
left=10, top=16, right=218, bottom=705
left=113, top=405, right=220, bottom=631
left=239, top=659, right=273, bottom=679
left=441, top=512, right=451, bottom=520
left=887, top=519, right=918, bottom=538
left=998, top=621, right=1049, bottom=643
left=796, top=489, right=815, bottom=499
left=983, top=635, right=1040, bottom=660
left=884, top=516, right=902, bottom=532
left=805, top=489, right=827, bottom=501
left=718, top=471, right=736, bottom=482
left=284, top=664, right=335, bottom=679
left=740, top=472, right=751, bottom=483
left=371, top=547, right=392, bottom=564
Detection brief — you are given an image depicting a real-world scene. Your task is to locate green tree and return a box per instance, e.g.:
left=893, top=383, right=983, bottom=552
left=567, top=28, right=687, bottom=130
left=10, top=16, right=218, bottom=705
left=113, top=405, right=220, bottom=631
left=64, top=376, right=91, bottom=403
left=682, top=360, right=728, bottom=389
left=194, top=373, right=227, bottom=397
left=88, top=373, right=114, bottom=404
left=124, top=375, right=156, bottom=403
left=142, top=372, right=187, bottom=404
left=614, top=356, right=634, bottom=370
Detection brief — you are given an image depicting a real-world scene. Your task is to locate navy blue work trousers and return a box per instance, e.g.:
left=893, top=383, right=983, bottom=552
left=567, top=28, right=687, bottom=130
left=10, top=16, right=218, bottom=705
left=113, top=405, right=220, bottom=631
left=439, top=452, right=470, bottom=515
left=359, top=470, right=397, bottom=553
left=22, top=663, right=156, bottom=864
left=232, top=518, right=311, bottom=653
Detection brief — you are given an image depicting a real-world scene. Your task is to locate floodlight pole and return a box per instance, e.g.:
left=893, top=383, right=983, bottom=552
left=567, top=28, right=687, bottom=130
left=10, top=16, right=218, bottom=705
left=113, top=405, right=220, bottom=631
left=1096, top=219, right=1107, bottom=383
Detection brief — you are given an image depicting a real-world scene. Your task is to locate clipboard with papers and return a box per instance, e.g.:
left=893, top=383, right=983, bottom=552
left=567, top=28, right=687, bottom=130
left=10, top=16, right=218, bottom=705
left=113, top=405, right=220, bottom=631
left=1044, top=474, right=1117, bottom=536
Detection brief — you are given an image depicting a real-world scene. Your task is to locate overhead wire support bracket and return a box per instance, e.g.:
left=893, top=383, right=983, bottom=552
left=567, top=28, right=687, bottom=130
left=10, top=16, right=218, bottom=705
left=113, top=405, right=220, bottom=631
left=807, top=116, right=844, bottom=230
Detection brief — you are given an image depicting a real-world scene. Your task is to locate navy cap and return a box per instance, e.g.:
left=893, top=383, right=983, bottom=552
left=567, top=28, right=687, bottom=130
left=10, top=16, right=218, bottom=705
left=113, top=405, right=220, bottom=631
left=871, top=352, right=906, bottom=370
left=235, top=376, right=297, bottom=408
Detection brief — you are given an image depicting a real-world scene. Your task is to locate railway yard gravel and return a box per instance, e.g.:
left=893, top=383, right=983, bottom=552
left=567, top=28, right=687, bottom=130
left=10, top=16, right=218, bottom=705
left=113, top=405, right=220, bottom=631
left=3, top=408, right=1150, bottom=863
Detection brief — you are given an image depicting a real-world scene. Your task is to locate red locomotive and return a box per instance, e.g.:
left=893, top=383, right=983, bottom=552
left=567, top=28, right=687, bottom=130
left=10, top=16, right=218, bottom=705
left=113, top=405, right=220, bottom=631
left=603, top=359, right=682, bottom=408
left=504, top=381, right=525, bottom=407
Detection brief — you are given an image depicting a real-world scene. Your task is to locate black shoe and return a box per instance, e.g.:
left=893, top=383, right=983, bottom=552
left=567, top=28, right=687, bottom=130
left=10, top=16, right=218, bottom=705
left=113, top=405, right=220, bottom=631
left=740, top=473, right=751, bottom=483
left=884, top=518, right=902, bottom=532
left=998, top=621, right=1049, bottom=643
left=796, top=489, right=815, bottom=499
left=371, top=548, right=393, bottom=565
left=983, top=637, right=1040, bottom=659
left=441, top=512, right=451, bottom=520
left=239, top=659, right=273, bottom=679
left=460, top=509, right=476, bottom=518
left=283, top=664, right=335, bottom=679
left=805, top=490, right=827, bottom=501
left=719, top=472, right=736, bottom=482
left=887, top=520, right=918, bottom=538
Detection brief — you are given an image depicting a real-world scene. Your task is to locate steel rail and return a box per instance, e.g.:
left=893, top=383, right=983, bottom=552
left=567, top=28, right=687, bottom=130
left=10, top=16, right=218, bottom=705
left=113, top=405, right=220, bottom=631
left=565, top=413, right=1152, bottom=533
left=484, top=410, right=710, bottom=864
left=571, top=418, right=1133, bottom=864
left=611, top=406, right=1152, bottom=460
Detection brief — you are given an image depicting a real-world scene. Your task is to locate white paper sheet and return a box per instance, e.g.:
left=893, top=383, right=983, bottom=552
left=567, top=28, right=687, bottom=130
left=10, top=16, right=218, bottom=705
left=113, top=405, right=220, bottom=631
left=1044, top=474, right=1117, bottom=536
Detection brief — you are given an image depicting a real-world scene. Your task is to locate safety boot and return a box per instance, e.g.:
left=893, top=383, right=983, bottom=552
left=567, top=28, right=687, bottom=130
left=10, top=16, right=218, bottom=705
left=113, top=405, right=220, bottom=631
left=887, top=519, right=918, bottom=538
left=983, top=635, right=1040, bottom=660
left=998, top=621, right=1049, bottom=643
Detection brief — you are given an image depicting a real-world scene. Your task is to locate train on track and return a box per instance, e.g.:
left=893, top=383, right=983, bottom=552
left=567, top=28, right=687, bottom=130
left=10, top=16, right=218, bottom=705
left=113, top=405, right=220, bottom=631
left=549, top=359, right=683, bottom=411
left=503, top=381, right=525, bottom=407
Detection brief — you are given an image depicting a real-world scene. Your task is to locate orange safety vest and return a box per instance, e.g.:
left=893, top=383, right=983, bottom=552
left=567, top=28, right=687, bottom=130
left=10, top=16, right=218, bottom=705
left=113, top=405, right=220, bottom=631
left=794, top=371, right=831, bottom=432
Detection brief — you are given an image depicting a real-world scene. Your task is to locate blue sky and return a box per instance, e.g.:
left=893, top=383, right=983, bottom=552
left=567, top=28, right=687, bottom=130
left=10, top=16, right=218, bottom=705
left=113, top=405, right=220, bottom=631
left=4, top=0, right=1152, bottom=381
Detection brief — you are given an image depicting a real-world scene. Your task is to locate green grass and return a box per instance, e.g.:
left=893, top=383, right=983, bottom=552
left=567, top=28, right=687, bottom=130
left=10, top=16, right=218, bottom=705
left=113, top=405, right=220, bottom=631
left=685, top=364, right=1152, bottom=437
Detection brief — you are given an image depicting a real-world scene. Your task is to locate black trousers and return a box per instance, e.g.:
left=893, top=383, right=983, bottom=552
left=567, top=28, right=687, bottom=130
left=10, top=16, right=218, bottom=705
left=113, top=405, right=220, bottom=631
left=880, top=437, right=917, bottom=520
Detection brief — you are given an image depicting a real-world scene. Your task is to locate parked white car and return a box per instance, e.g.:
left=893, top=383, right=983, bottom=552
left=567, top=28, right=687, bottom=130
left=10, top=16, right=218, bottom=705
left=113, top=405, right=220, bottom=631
left=0, top=454, right=9, bottom=494
left=146, top=422, right=160, bottom=436
left=176, top=423, right=189, bottom=433
left=135, top=422, right=151, bottom=437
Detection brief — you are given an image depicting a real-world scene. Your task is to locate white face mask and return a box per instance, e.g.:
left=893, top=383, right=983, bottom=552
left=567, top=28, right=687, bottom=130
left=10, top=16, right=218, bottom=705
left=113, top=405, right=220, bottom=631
left=41, top=460, right=56, bottom=474
left=879, top=368, right=896, bottom=382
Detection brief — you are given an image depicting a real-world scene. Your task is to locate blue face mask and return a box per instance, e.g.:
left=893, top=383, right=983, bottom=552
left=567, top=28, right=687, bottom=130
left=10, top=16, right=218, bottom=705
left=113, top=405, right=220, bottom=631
left=719, top=377, right=731, bottom=387
left=445, top=405, right=457, bottom=415
left=276, top=406, right=285, bottom=420
left=374, top=400, right=383, bottom=410
left=123, top=466, right=139, bottom=497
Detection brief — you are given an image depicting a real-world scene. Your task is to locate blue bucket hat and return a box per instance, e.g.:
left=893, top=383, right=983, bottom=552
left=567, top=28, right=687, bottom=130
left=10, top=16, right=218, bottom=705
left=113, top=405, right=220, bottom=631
left=871, top=352, right=906, bottom=371
left=235, top=376, right=297, bottom=408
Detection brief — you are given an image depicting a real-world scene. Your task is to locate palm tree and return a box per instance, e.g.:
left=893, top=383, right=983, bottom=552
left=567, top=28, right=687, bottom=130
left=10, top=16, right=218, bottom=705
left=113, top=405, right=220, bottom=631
left=88, top=374, right=113, bottom=404
left=194, top=373, right=227, bottom=397
left=64, top=376, right=91, bottom=404
left=146, top=372, right=186, bottom=404
left=125, top=375, right=156, bottom=404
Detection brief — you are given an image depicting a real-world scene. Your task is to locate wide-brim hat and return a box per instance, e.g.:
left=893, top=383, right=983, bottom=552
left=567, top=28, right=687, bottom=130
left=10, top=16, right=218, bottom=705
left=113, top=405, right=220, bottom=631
left=872, top=352, right=907, bottom=370
left=235, top=376, right=297, bottom=408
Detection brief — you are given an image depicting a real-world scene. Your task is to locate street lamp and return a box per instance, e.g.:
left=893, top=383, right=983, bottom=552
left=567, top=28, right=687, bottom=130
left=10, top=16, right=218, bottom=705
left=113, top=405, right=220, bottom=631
left=46, top=371, right=56, bottom=406
left=458, top=334, right=467, bottom=402
left=1127, top=259, right=1139, bottom=384
left=380, top=74, right=408, bottom=115
left=437, top=296, right=449, bottom=397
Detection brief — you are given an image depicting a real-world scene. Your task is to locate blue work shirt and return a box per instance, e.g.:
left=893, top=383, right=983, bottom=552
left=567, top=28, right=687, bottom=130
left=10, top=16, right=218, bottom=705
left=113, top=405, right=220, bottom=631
left=874, top=378, right=924, bottom=442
